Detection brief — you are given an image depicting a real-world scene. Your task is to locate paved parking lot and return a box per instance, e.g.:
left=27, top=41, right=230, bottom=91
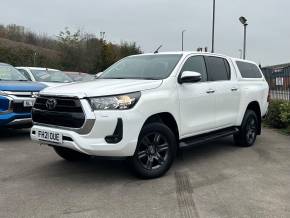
left=0, top=128, right=289, bottom=218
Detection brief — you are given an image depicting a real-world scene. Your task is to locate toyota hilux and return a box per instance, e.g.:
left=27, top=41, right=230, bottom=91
left=30, top=52, right=269, bottom=178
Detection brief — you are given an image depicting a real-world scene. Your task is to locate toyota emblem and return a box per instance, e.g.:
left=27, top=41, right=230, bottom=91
left=46, top=98, right=57, bottom=110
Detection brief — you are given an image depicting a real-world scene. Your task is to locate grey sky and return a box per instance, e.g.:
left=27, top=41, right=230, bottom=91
left=1, top=0, right=289, bottom=66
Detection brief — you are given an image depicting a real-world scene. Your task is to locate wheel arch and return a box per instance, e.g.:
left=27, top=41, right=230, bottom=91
left=142, top=112, right=180, bottom=141
left=245, top=101, right=262, bottom=135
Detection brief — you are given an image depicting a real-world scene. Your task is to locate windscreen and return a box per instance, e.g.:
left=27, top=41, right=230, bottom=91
left=100, top=54, right=182, bottom=80
left=0, top=65, right=28, bottom=81
left=31, top=70, right=73, bottom=83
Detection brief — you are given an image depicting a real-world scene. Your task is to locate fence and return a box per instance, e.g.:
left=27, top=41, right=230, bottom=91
left=262, top=66, right=290, bottom=101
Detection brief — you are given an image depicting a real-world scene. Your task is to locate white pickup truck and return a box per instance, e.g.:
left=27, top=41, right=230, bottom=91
left=31, top=52, right=269, bottom=178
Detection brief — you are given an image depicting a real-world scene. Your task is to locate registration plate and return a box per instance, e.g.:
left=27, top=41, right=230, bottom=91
left=23, top=100, right=34, bottom=107
left=37, top=130, right=63, bottom=144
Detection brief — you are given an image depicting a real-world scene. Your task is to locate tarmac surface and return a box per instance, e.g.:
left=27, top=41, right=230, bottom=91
left=0, top=128, right=289, bottom=218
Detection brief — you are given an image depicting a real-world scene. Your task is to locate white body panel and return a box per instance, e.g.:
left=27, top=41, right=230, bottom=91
left=177, top=81, right=216, bottom=137
left=42, top=79, right=163, bottom=97
left=30, top=52, right=269, bottom=157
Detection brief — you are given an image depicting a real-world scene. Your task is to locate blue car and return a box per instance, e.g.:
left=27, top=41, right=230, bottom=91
left=0, top=63, right=46, bottom=128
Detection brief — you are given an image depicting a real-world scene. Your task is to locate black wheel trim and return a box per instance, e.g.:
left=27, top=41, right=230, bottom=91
left=246, top=116, right=257, bottom=144
left=137, top=132, right=170, bottom=170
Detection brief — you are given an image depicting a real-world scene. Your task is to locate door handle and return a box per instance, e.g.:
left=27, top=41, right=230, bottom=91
left=231, top=87, right=238, bottom=92
left=206, top=89, right=215, bottom=94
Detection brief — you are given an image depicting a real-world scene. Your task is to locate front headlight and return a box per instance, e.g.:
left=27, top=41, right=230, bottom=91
left=89, top=92, right=141, bottom=110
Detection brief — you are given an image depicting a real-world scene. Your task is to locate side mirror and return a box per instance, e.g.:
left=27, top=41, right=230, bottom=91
left=95, top=72, right=103, bottom=79
left=179, top=71, right=202, bottom=84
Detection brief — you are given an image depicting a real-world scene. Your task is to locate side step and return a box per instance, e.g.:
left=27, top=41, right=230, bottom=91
left=179, top=127, right=239, bottom=148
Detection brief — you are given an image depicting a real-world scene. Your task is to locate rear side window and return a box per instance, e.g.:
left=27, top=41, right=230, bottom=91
left=236, top=61, right=262, bottom=78
left=204, top=56, right=230, bottom=81
left=180, top=56, right=207, bottom=82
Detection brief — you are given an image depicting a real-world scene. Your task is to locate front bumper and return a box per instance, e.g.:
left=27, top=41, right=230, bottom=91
left=0, top=95, right=35, bottom=127
left=31, top=109, right=145, bottom=157
left=6, top=118, right=32, bottom=127
left=0, top=112, right=32, bottom=126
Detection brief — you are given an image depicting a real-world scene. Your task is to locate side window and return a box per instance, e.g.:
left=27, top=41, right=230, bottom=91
left=180, top=56, right=207, bottom=82
left=204, top=56, right=230, bottom=81
left=17, top=69, right=31, bottom=81
left=236, top=61, right=262, bottom=78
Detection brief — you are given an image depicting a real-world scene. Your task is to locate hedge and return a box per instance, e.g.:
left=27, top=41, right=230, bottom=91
left=264, top=100, right=290, bottom=133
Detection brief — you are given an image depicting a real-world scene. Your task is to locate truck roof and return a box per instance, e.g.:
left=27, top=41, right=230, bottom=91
left=231, top=58, right=259, bottom=66
left=137, top=51, right=222, bottom=56
left=134, top=51, right=257, bottom=66
left=134, top=51, right=238, bottom=59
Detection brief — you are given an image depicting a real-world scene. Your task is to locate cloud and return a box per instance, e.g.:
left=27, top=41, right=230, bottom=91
left=0, top=0, right=289, bottom=65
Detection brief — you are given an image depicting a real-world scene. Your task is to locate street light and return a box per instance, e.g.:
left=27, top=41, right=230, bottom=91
left=181, top=30, right=186, bottom=51
left=239, top=16, right=248, bottom=59
left=211, top=0, right=216, bottom=53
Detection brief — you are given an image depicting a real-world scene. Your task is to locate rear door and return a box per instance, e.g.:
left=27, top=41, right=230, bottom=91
left=178, top=55, right=216, bottom=137
left=204, top=56, right=240, bottom=128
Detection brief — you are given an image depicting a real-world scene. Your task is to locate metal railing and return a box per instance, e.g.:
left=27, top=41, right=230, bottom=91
left=262, top=67, right=290, bottom=101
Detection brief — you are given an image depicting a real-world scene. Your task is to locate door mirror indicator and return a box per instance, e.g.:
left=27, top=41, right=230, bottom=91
left=179, top=71, right=201, bottom=84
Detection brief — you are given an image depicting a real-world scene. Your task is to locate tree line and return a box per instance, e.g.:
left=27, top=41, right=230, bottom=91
left=0, top=24, right=142, bottom=73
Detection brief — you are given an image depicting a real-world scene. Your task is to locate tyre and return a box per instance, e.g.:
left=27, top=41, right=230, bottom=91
left=53, top=146, right=90, bottom=161
left=130, top=122, right=177, bottom=179
left=234, top=110, right=259, bottom=147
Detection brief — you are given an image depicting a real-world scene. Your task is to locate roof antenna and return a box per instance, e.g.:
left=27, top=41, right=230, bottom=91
left=154, top=45, right=162, bottom=54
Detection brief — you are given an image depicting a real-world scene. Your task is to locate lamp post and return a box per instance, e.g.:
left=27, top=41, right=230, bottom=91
left=211, top=0, right=216, bottom=53
left=239, top=16, right=248, bottom=59
left=181, top=30, right=186, bottom=51
left=238, top=49, right=243, bottom=59
left=33, top=52, right=37, bottom=66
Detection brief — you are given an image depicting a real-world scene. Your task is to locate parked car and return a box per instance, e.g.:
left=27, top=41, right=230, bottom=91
left=64, top=72, right=95, bottom=82
left=0, top=63, right=46, bottom=128
left=30, top=52, right=269, bottom=178
left=16, top=67, right=73, bottom=87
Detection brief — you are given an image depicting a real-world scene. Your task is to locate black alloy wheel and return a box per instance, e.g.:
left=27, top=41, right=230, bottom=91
left=245, top=116, right=257, bottom=145
left=130, top=123, right=176, bottom=179
left=136, top=132, right=170, bottom=170
left=234, top=110, right=259, bottom=147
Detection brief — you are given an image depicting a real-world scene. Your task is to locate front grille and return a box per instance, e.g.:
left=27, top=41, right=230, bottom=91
left=12, top=102, right=32, bottom=113
left=32, top=96, right=85, bottom=128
